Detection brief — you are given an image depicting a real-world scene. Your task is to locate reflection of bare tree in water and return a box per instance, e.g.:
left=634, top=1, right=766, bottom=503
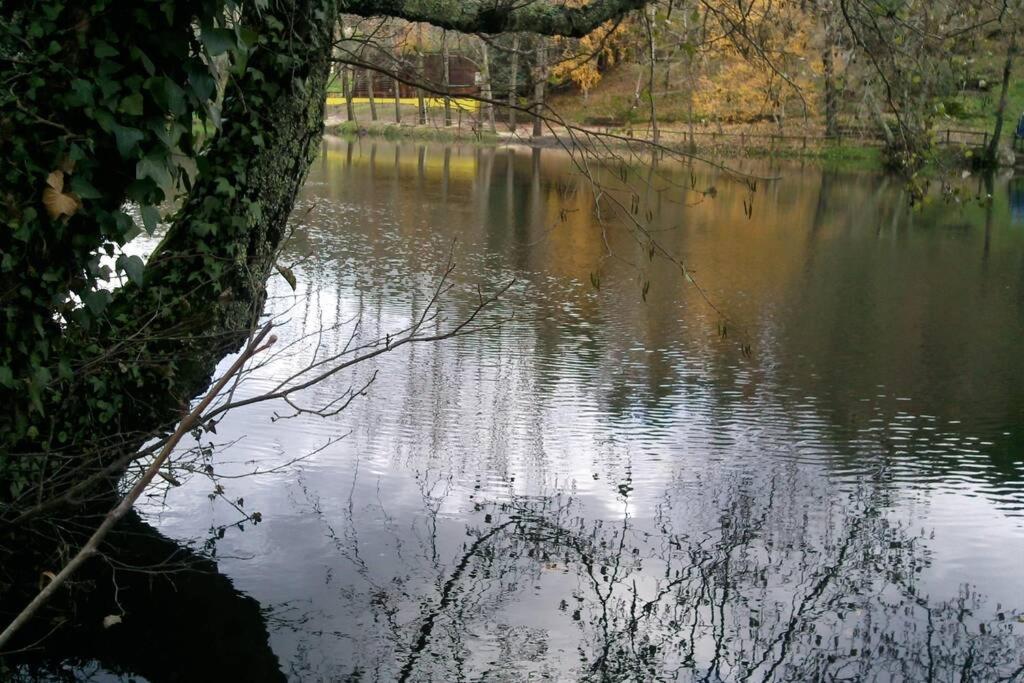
left=572, top=472, right=1024, bottom=682
left=291, top=466, right=1022, bottom=681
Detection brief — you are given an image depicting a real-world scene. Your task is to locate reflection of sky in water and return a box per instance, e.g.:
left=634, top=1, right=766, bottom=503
left=137, top=140, right=1024, bottom=680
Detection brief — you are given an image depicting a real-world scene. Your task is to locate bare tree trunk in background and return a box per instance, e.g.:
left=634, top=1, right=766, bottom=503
left=417, top=25, right=427, bottom=125
left=392, top=34, right=402, bottom=123
left=633, top=61, right=644, bottom=110
left=822, top=47, right=838, bottom=137
left=822, top=11, right=839, bottom=138
left=442, top=31, right=452, bottom=127
left=393, top=73, right=402, bottom=123
left=343, top=64, right=356, bottom=122
left=682, top=7, right=695, bottom=150
left=366, top=67, right=378, bottom=121
left=480, top=40, right=496, bottom=133
left=532, top=39, right=547, bottom=137
left=868, top=92, right=895, bottom=149
left=509, top=34, right=520, bottom=131
left=417, top=51, right=427, bottom=125
left=644, top=4, right=659, bottom=145
left=988, top=27, right=1018, bottom=164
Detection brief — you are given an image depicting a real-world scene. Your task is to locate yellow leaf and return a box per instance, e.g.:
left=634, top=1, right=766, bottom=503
left=38, top=570, right=56, bottom=590
left=43, top=186, right=81, bottom=220
left=45, top=170, right=64, bottom=192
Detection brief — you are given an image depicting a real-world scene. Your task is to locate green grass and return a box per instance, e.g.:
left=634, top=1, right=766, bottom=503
left=326, top=120, right=500, bottom=144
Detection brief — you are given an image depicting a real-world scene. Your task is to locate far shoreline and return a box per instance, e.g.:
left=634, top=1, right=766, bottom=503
left=322, top=119, right=1003, bottom=174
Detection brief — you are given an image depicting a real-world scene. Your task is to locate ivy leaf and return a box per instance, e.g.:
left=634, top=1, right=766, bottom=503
left=119, top=93, right=145, bottom=116
left=184, top=61, right=216, bottom=103
left=94, top=40, right=118, bottom=58
left=149, top=76, right=186, bottom=116
left=201, top=28, right=237, bottom=57
left=140, top=205, right=160, bottom=234
left=82, top=290, right=111, bottom=316
left=68, top=79, right=95, bottom=106
left=275, top=263, right=297, bottom=290
left=135, top=47, right=156, bottom=76
left=70, top=175, right=103, bottom=200
left=238, top=27, right=259, bottom=50
left=117, top=254, right=145, bottom=285
left=214, top=176, right=235, bottom=198
left=112, top=124, right=145, bottom=157
left=151, top=120, right=186, bottom=149
left=136, top=155, right=173, bottom=191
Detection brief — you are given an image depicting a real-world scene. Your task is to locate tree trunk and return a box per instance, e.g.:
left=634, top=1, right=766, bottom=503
left=442, top=32, right=453, bottom=127
left=509, top=35, right=520, bottom=131
left=392, top=48, right=403, bottom=123
left=633, top=61, right=644, bottom=110
left=644, top=5, right=659, bottom=145
left=988, top=28, right=1018, bottom=164
left=822, top=21, right=839, bottom=138
left=366, top=67, right=378, bottom=121
left=108, top=5, right=337, bottom=441
left=417, top=50, right=428, bottom=125
left=532, top=40, right=547, bottom=137
left=3, top=0, right=338, bottom=516
left=393, top=73, right=403, bottom=123
left=344, top=65, right=356, bottom=122
left=480, top=41, right=496, bottom=133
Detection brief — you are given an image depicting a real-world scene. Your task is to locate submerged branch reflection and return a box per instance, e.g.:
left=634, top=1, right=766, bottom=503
left=287, top=461, right=1022, bottom=681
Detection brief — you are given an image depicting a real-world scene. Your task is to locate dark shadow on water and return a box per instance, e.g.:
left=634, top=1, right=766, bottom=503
left=1, top=511, right=285, bottom=683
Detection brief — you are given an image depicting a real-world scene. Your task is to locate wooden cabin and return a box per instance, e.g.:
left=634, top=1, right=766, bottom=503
left=348, top=54, right=479, bottom=98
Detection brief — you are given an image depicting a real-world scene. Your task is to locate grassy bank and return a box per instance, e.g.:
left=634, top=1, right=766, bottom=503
left=325, top=118, right=999, bottom=175
left=325, top=120, right=501, bottom=144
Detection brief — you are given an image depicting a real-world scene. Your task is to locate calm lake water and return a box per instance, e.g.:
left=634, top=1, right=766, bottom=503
left=15, top=139, right=1024, bottom=681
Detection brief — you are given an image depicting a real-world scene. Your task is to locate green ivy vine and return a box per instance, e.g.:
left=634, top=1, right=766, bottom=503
left=0, top=0, right=258, bottom=498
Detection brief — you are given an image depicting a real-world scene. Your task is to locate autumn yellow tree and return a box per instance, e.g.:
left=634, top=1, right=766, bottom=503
left=551, top=17, right=634, bottom=100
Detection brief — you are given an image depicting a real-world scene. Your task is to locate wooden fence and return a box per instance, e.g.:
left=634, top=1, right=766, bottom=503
left=582, top=124, right=995, bottom=150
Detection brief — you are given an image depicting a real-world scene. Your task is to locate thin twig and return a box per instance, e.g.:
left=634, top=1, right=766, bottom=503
left=0, top=323, right=276, bottom=651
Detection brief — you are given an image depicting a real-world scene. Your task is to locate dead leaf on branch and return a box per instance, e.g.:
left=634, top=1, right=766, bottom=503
left=275, top=262, right=297, bottom=290
left=38, top=570, right=56, bottom=590
left=42, top=169, right=81, bottom=220
left=45, top=170, right=63, bottom=191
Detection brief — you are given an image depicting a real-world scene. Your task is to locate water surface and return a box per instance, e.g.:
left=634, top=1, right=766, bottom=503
left=32, top=139, right=1024, bottom=680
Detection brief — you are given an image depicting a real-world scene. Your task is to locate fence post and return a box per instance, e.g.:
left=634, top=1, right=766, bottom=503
left=946, top=129, right=951, bottom=145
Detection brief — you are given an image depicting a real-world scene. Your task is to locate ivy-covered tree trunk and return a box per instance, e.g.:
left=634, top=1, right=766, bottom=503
left=1, top=0, right=337, bottom=517
left=3, top=0, right=650, bottom=520
left=127, top=2, right=337, bottom=408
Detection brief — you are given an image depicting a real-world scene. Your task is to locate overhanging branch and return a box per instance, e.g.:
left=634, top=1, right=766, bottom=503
left=342, top=0, right=651, bottom=37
